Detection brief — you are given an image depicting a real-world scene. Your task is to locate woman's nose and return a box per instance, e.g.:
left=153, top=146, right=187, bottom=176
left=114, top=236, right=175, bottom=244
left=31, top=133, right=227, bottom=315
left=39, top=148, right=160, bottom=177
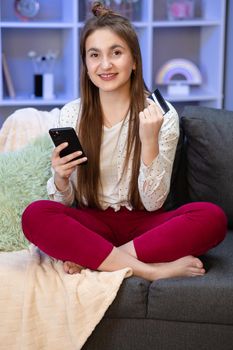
left=100, top=57, right=113, bottom=69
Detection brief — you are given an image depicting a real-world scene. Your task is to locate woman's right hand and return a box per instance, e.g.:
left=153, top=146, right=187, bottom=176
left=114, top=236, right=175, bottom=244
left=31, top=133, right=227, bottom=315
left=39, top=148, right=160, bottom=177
left=52, top=142, right=87, bottom=189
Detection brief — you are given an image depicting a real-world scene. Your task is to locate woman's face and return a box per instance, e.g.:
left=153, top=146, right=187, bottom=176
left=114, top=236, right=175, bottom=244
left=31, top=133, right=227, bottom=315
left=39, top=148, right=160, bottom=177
left=85, top=28, right=136, bottom=95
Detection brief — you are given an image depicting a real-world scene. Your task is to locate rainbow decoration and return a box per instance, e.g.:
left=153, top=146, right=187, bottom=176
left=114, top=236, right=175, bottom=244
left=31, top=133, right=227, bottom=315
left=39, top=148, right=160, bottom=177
left=156, top=59, right=202, bottom=85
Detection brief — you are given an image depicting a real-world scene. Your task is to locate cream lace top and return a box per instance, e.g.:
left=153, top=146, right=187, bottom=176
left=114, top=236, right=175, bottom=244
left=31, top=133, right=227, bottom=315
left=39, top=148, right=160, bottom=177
left=47, top=98, right=179, bottom=211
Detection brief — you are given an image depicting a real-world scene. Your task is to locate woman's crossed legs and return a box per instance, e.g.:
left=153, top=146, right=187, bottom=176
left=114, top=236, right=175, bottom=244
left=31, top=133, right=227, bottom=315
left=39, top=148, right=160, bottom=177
left=22, top=200, right=227, bottom=281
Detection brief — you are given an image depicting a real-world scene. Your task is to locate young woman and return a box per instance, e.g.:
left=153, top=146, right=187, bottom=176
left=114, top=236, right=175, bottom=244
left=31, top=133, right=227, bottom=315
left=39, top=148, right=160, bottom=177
left=22, top=2, right=227, bottom=281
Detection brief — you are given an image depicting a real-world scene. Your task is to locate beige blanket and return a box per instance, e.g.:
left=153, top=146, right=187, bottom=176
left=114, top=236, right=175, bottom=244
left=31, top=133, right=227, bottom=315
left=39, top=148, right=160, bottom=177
left=0, top=245, right=132, bottom=349
left=0, top=107, right=59, bottom=152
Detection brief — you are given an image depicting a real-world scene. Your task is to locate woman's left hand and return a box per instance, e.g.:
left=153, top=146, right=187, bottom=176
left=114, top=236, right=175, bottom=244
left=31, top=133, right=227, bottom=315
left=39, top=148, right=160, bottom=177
left=139, top=99, right=164, bottom=145
left=139, top=99, right=164, bottom=165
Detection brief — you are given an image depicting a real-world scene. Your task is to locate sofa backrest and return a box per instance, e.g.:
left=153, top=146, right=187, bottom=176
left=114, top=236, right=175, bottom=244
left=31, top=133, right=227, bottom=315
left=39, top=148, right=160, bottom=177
left=165, top=105, right=233, bottom=229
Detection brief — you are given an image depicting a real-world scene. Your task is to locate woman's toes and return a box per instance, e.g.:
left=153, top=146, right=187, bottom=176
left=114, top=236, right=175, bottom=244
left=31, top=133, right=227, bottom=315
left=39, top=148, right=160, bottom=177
left=194, top=259, right=203, bottom=269
left=187, top=256, right=203, bottom=269
left=69, top=266, right=82, bottom=274
left=189, top=266, right=205, bottom=276
left=63, top=261, right=84, bottom=274
left=63, top=261, right=70, bottom=273
left=63, top=261, right=76, bottom=274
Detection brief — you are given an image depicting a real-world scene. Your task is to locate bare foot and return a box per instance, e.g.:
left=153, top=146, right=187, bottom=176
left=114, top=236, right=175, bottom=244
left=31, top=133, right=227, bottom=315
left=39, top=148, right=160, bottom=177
left=63, top=261, right=85, bottom=274
left=148, top=256, right=205, bottom=281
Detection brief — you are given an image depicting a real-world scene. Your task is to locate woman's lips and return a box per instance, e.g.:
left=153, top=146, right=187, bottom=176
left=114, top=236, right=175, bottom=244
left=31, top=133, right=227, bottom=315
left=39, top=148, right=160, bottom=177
left=98, top=73, right=117, bottom=81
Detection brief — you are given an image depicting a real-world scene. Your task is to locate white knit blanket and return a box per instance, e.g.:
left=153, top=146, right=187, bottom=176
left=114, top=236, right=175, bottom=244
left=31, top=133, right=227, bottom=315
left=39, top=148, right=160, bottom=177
left=0, top=245, right=131, bottom=349
left=0, top=107, right=59, bottom=152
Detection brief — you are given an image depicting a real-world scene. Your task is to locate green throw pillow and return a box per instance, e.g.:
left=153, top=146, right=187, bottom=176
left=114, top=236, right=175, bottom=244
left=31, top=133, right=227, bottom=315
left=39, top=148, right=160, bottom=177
left=0, top=135, right=53, bottom=251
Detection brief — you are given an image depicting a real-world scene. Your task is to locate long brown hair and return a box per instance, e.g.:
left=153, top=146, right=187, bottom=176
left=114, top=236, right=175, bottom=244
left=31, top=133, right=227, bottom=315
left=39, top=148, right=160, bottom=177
left=76, top=1, right=148, bottom=209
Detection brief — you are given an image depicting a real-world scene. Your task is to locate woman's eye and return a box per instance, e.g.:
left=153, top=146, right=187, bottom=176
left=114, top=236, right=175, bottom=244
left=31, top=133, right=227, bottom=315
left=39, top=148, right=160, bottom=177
left=113, top=50, right=122, bottom=56
left=90, top=53, right=98, bottom=58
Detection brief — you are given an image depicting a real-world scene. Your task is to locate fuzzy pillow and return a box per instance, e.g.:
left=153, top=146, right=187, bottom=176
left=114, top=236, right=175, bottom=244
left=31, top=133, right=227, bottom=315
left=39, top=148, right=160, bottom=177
left=0, top=135, right=53, bottom=251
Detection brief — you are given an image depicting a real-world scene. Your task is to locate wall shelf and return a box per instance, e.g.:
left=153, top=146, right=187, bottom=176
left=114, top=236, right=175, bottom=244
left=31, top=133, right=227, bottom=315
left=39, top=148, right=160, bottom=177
left=0, top=0, right=226, bottom=122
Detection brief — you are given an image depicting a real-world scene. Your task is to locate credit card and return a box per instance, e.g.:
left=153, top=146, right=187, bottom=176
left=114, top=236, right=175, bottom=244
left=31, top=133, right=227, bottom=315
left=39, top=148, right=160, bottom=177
left=148, top=88, right=170, bottom=115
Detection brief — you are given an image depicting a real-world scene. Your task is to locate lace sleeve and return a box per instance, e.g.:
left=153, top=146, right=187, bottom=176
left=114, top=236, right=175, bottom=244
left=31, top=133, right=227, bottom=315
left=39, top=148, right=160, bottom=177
left=138, top=102, right=179, bottom=211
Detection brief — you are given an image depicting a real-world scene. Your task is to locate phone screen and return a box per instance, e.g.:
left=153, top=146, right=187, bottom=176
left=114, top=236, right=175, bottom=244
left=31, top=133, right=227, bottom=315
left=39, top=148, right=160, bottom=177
left=49, top=127, right=87, bottom=163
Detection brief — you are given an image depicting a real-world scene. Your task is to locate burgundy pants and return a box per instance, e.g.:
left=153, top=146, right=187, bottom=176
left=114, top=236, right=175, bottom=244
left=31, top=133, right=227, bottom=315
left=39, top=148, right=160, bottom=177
left=22, top=200, right=227, bottom=270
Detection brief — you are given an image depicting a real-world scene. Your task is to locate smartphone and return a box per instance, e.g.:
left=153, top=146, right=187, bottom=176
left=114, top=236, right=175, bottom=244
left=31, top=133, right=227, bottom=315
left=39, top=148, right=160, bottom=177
left=49, top=127, right=87, bottom=164
left=148, top=88, right=170, bottom=116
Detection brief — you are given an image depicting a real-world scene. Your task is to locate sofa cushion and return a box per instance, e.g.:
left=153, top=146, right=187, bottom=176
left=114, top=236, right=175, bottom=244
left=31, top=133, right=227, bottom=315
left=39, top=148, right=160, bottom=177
left=181, top=106, right=233, bottom=227
left=0, top=135, right=53, bottom=251
left=105, top=276, right=150, bottom=318
left=147, top=231, right=233, bottom=325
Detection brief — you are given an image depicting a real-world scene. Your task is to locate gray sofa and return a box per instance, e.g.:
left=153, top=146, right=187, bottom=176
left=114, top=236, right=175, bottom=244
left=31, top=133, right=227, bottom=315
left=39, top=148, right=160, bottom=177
left=83, top=106, right=233, bottom=350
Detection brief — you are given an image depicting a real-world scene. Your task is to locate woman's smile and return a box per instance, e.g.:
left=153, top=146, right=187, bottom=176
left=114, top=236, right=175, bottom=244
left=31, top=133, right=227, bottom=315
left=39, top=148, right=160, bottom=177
left=98, top=73, right=118, bottom=81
